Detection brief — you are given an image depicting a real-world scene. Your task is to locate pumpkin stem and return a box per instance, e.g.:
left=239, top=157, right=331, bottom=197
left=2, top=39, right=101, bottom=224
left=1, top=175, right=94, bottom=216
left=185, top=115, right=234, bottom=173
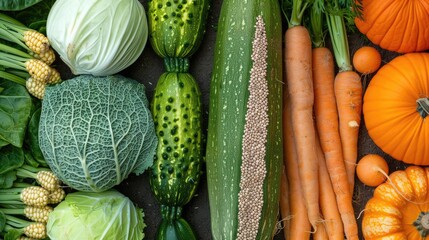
left=414, top=211, right=429, bottom=237
left=416, top=98, right=429, bottom=118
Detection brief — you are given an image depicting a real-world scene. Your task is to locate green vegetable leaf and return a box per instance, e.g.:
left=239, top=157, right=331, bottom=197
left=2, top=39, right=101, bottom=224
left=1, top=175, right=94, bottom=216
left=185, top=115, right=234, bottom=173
left=0, top=0, right=42, bottom=11
left=25, top=104, right=46, bottom=165
left=0, top=80, right=32, bottom=147
left=0, top=170, right=17, bottom=188
left=0, top=144, right=24, bottom=174
left=6, top=0, right=56, bottom=34
left=39, top=75, right=157, bottom=192
left=23, top=149, right=40, bottom=167
left=4, top=229, right=23, bottom=240
left=0, top=210, right=5, bottom=232
left=0, top=139, right=8, bottom=147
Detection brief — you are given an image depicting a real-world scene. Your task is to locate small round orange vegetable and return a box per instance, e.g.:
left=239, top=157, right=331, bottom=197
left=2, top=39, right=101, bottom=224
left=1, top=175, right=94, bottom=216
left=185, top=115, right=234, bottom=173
left=352, top=46, right=381, bottom=74
left=356, top=154, right=389, bottom=187
left=362, top=166, right=429, bottom=239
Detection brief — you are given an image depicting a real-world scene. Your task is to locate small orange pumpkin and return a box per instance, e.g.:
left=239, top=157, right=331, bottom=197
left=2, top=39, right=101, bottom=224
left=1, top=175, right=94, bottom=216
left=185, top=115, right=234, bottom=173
left=354, top=0, right=429, bottom=53
left=362, top=166, right=429, bottom=239
left=363, top=53, right=429, bottom=165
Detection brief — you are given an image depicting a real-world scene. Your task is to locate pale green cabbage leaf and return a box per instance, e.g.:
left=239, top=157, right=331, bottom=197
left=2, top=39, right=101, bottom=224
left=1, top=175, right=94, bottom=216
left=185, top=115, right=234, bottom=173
left=47, top=189, right=146, bottom=240
left=46, top=0, right=148, bottom=76
left=38, top=75, right=157, bottom=192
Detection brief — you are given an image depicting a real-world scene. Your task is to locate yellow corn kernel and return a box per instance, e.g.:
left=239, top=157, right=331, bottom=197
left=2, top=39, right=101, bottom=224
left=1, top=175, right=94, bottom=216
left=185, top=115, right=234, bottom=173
left=26, top=77, right=45, bottom=99
left=30, top=48, right=56, bottom=65
left=46, top=68, right=61, bottom=85
left=25, top=59, right=51, bottom=83
left=20, top=186, right=49, bottom=207
left=36, top=171, right=61, bottom=192
left=48, top=187, right=66, bottom=204
left=23, top=30, right=50, bottom=55
left=23, top=222, right=47, bottom=239
left=24, top=205, right=53, bottom=223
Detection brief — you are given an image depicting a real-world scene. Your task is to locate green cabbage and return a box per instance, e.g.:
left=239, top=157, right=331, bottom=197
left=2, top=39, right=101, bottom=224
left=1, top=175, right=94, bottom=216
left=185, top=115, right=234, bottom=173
left=46, top=0, right=148, bottom=76
left=38, top=75, right=157, bottom=192
left=47, top=189, right=146, bottom=240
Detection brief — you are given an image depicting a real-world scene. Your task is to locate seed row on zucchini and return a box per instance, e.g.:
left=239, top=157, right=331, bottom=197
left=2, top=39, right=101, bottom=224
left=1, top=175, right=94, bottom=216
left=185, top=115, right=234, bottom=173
left=205, top=0, right=283, bottom=239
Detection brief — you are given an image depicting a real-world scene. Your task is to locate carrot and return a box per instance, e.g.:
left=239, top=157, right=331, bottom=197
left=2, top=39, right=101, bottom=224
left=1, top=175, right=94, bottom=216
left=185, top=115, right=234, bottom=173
left=284, top=24, right=320, bottom=230
left=283, top=89, right=311, bottom=240
left=308, top=3, right=348, bottom=238
left=313, top=220, right=328, bottom=240
left=356, top=154, right=389, bottom=187
left=325, top=3, right=360, bottom=239
left=279, top=163, right=290, bottom=239
left=334, top=70, right=362, bottom=190
left=352, top=46, right=382, bottom=74
left=315, top=130, right=345, bottom=240
left=282, top=0, right=320, bottom=231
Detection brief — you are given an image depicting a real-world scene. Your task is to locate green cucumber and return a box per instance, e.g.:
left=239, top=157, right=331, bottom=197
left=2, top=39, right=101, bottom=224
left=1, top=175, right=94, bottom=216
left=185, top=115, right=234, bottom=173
left=205, top=0, right=283, bottom=239
left=147, top=0, right=210, bottom=58
left=150, top=70, right=203, bottom=239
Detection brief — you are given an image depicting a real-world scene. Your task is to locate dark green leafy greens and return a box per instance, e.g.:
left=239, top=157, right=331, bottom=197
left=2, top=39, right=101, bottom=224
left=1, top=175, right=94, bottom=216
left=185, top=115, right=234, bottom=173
left=0, top=81, right=32, bottom=148
left=2, top=0, right=56, bottom=34
left=39, top=75, right=158, bottom=192
left=0, top=144, right=23, bottom=175
left=0, top=0, right=42, bottom=11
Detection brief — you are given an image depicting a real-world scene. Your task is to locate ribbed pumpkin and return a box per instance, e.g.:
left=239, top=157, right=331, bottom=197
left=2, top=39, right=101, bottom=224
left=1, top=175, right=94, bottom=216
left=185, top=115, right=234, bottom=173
left=362, top=166, right=429, bottom=239
left=363, top=53, right=429, bottom=165
left=354, top=0, right=429, bottom=53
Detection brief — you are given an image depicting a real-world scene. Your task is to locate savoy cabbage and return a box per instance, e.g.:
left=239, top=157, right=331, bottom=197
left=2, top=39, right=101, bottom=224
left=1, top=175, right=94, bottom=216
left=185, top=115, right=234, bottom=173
left=38, top=75, right=157, bottom=192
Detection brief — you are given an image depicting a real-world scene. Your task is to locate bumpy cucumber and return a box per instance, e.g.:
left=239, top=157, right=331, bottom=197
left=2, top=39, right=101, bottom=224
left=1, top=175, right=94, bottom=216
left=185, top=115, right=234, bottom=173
left=150, top=71, right=202, bottom=240
left=205, top=0, right=283, bottom=239
left=147, top=0, right=210, bottom=58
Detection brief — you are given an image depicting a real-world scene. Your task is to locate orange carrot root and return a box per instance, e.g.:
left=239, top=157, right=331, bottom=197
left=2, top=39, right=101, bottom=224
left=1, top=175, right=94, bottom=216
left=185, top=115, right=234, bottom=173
left=283, top=88, right=311, bottom=240
left=334, top=70, right=362, bottom=191
left=284, top=25, right=320, bottom=231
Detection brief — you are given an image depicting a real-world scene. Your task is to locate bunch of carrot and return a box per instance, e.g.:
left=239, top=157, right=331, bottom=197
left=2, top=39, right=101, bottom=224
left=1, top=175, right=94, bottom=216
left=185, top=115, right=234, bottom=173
left=279, top=0, right=362, bottom=239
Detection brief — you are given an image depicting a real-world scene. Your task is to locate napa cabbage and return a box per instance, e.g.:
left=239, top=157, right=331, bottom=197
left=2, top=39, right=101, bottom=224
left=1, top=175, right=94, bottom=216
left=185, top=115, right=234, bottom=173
left=38, top=75, right=157, bottom=192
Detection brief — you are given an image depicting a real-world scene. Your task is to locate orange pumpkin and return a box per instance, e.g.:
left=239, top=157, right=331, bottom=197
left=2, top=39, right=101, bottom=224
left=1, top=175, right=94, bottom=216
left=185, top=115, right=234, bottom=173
left=354, top=0, right=429, bottom=53
left=362, top=166, right=429, bottom=239
left=363, top=53, right=429, bottom=165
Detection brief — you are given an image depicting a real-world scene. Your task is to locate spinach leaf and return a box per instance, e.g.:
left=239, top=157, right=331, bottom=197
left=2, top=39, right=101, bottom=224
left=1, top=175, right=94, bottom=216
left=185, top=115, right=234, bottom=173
left=0, top=170, right=17, bottom=188
left=25, top=99, right=46, bottom=165
left=24, top=149, right=41, bottom=167
left=4, top=229, right=22, bottom=240
left=5, top=0, right=56, bottom=34
left=0, top=144, right=24, bottom=174
left=0, top=210, right=5, bottom=232
left=0, top=80, right=32, bottom=147
left=0, top=0, right=42, bottom=11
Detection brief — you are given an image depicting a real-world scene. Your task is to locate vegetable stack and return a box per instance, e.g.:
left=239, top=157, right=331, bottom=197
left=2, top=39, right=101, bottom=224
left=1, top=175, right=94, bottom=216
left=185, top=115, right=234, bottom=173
left=0, top=13, right=61, bottom=99
left=205, top=0, right=283, bottom=239
left=0, top=164, right=66, bottom=240
left=146, top=0, right=209, bottom=239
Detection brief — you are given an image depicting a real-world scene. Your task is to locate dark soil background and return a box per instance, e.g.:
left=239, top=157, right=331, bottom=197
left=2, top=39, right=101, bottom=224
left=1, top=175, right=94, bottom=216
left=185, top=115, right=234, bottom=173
left=55, top=0, right=408, bottom=239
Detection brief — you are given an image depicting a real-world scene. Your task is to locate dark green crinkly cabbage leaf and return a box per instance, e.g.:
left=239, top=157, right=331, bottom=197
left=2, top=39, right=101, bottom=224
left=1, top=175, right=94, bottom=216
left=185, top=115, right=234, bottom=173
left=39, top=75, right=158, bottom=192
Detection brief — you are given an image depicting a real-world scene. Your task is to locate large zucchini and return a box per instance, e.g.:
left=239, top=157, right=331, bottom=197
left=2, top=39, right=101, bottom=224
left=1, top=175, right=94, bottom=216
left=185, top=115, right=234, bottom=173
left=205, top=0, right=283, bottom=239
left=147, top=0, right=209, bottom=239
